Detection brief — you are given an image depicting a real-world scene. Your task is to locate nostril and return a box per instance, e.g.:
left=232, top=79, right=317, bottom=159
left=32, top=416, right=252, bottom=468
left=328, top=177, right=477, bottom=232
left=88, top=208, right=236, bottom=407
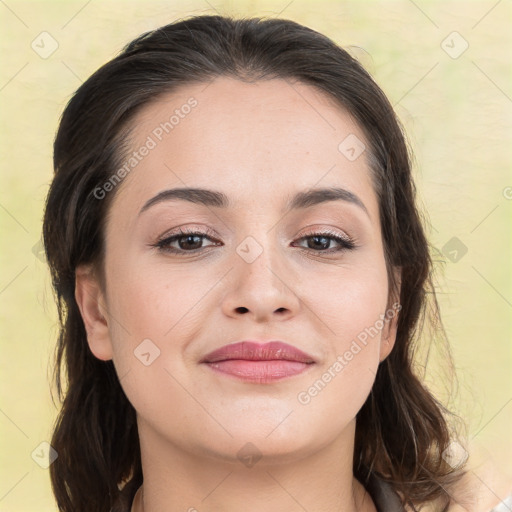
left=235, top=307, right=249, bottom=314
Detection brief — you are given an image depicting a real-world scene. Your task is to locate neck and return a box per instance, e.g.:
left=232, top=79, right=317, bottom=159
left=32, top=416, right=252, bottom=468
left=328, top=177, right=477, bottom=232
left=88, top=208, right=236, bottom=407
left=132, top=418, right=376, bottom=512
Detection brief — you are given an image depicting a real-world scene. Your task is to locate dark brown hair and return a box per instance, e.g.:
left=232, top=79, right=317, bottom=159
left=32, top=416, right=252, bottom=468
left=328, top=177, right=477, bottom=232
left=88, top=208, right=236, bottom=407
left=42, top=14, right=466, bottom=512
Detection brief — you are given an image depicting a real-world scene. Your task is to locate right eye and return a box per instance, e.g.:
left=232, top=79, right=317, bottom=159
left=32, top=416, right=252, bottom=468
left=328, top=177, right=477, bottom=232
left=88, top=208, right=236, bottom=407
left=150, top=227, right=221, bottom=255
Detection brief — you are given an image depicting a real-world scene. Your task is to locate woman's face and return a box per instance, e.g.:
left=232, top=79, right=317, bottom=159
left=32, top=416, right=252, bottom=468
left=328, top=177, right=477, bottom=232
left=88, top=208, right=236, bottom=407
left=79, top=76, right=399, bottom=464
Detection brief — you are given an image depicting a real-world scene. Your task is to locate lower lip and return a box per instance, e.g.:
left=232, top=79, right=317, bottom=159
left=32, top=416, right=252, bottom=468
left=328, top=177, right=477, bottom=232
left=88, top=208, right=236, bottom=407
left=204, top=360, right=313, bottom=383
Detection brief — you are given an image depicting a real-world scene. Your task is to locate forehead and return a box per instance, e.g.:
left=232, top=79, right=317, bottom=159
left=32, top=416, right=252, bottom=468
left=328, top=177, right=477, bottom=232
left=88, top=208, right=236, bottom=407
left=110, top=76, right=375, bottom=218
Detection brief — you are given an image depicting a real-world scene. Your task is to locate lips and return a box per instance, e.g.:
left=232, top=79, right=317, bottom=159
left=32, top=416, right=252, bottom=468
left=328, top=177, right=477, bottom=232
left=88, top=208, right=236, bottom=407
left=200, top=341, right=316, bottom=364
left=200, top=341, right=315, bottom=383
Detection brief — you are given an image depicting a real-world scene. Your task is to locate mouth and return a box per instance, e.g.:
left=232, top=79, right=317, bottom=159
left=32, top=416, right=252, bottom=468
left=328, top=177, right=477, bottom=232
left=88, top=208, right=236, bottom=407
left=200, top=341, right=316, bottom=383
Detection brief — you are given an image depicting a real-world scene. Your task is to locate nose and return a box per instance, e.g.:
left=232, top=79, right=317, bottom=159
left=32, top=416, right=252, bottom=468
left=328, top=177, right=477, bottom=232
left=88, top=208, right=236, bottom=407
left=220, top=240, right=301, bottom=323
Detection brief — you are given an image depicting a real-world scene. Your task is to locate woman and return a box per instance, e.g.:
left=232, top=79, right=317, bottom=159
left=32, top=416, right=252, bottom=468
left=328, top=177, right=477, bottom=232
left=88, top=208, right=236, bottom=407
left=42, top=14, right=504, bottom=512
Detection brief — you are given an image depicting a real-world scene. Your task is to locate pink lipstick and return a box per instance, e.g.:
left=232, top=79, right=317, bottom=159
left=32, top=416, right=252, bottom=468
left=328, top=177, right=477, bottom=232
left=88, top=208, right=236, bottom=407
left=200, top=341, right=315, bottom=383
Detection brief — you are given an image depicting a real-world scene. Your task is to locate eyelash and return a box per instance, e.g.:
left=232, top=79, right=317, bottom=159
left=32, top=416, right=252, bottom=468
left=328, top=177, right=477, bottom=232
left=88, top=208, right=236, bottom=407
left=150, top=227, right=357, bottom=256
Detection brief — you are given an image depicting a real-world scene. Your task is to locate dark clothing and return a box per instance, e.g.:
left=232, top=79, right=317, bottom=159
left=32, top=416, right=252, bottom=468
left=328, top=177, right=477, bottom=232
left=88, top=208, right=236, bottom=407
left=364, top=472, right=405, bottom=511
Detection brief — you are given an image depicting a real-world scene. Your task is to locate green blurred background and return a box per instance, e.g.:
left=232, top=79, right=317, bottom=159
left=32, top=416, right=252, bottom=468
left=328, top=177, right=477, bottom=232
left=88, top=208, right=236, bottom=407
left=1, top=1, right=511, bottom=510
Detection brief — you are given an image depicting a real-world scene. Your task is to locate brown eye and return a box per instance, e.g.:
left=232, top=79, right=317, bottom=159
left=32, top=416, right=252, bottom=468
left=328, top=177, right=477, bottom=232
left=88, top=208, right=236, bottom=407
left=173, top=234, right=204, bottom=251
left=152, top=228, right=220, bottom=254
left=293, top=230, right=356, bottom=253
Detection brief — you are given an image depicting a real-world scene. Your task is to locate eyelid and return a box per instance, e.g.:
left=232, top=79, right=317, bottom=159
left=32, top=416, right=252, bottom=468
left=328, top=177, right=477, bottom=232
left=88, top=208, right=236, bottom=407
left=154, top=224, right=220, bottom=243
left=297, top=226, right=355, bottom=243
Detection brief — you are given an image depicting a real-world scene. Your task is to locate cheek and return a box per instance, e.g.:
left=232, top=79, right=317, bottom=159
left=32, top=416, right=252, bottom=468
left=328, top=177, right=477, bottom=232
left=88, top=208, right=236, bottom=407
left=300, top=258, right=389, bottom=347
left=103, top=260, right=212, bottom=439
left=290, top=262, right=388, bottom=412
left=106, top=256, right=213, bottom=343
left=104, top=255, right=225, bottom=406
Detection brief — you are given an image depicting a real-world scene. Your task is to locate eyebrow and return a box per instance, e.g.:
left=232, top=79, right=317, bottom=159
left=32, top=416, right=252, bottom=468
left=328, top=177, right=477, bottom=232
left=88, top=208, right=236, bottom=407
left=139, top=186, right=369, bottom=218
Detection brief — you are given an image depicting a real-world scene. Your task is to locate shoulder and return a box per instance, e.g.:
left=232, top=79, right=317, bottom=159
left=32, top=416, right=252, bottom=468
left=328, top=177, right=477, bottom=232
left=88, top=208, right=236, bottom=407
left=410, top=455, right=512, bottom=512
left=449, top=465, right=511, bottom=512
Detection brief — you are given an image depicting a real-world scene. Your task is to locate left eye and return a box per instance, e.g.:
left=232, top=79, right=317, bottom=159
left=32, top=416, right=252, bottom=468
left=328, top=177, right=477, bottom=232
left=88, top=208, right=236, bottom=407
left=292, top=231, right=356, bottom=252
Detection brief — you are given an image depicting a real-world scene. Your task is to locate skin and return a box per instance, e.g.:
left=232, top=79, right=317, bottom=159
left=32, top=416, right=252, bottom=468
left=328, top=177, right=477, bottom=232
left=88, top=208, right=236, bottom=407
left=75, top=76, right=401, bottom=512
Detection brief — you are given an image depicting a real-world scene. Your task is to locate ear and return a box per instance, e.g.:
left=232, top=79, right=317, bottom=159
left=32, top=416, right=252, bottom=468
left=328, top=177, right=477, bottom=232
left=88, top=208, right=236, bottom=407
left=379, top=266, right=402, bottom=362
left=75, top=264, right=113, bottom=361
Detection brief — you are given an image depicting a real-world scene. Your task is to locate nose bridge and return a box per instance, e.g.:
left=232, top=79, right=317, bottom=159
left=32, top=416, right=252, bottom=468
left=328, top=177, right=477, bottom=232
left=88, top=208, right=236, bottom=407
left=241, top=233, right=282, bottom=285
left=238, top=226, right=286, bottom=289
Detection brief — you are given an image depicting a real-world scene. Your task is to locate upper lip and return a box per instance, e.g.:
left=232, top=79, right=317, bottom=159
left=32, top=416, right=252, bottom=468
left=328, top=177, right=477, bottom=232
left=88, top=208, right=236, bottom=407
left=200, top=341, right=316, bottom=364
